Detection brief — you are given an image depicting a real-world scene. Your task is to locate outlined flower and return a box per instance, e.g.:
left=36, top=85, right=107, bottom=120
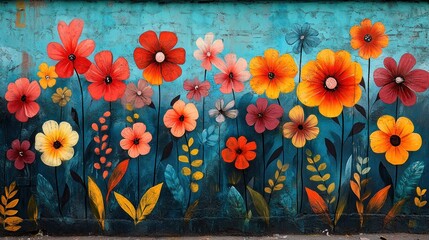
left=249, top=48, right=297, bottom=99
left=85, top=50, right=130, bottom=101
left=221, top=136, right=257, bottom=170
left=374, top=53, right=429, bottom=106
left=47, top=18, right=95, bottom=78
left=370, top=115, right=421, bottom=165
left=282, top=105, right=319, bottom=148
left=134, top=31, right=186, bottom=85
left=285, top=23, right=321, bottom=54
left=183, top=78, right=211, bottom=101
left=6, top=139, right=35, bottom=170
left=297, top=49, right=362, bottom=117
left=193, top=32, right=224, bottom=71
left=5, top=78, right=41, bottom=122
left=35, top=120, right=79, bottom=167
left=120, top=122, right=152, bottom=158
left=123, top=79, right=153, bottom=109
left=163, top=100, right=199, bottom=137
left=214, top=53, right=250, bottom=94
left=350, top=18, right=389, bottom=60
left=52, top=87, right=72, bottom=107
left=245, top=98, right=283, bottom=133
left=37, top=63, right=58, bottom=89
left=208, top=99, right=238, bottom=123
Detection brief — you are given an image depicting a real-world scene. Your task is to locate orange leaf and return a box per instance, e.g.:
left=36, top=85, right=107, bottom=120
left=101, top=142, right=107, bottom=150
left=384, top=199, right=406, bottom=226
left=366, top=185, right=391, bottom=213
left=102, top=135, right=108, bottom=142
left=101, top=125, right=108, bottom=131
left=91, top=123, right=99, bottom=131
left=105, top=148, right=112, bottom=155
left=103, top=111, right=111, bottom=117
left=99, top=117, right=106, bottom=124
left=305, top=187, right=332, bottom=227
left=94, top=136, right=100, bottom=143
left=100, top=157, right=106, bottom=164
left=94, top=148, right=100, bottom=155
left=106, top=159, right=129, bottom=202
left=350, top=180, right=360, bottom=199
left=94, top=163, right=101, bottom=170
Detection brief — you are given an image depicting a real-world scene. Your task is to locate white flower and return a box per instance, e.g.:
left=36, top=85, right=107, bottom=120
left=208, top=99, right=238, bottom=123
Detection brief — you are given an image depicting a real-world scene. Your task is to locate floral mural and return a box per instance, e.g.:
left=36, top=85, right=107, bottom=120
left=1, top=1, right=429, bottom=236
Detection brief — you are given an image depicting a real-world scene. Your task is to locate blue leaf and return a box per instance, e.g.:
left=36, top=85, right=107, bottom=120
left=36, top=174, right=59, bottom=218
left=395, top=161, right=425, bottom=202
left=164, top=164, right=186, bottom=212
left=227, top=186, right=246, bottom=218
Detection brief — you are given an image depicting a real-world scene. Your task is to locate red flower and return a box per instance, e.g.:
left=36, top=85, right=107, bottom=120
left=134, top=31, right=186, bottom=85
left=221, top=136, right=256, bottom=170
left=85, top=50, right=130, bottom=101
left=7, top=139, right=35, bottom=170
left=5, top=78, right=41, bottom=122
left=374, top=53, right=429, bottom=106
left=183, top=78, right=211, bottom=101
left=245, top=98, right=284, bottom=133
left=47, top=19, right=95, bottom=78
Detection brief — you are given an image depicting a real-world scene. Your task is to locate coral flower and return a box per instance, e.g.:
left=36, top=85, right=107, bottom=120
left=374, top=53, right=429, bottom=106
left=350, top=18, right=389, bottom=60
left=47, top=18, right=95, bottom=78
left=208, top=99, right=238, bottom=123
left=282, top=105, right=319, bottom=148
left=5, top=78, right=41, bottom=122
left=134, top=31, right=186, bottom=85
left=37, top=63, right=58, bottom=89
left=85, top=50, right=130, bottom=101
left=249, top=48, right=297, bottom=99
left=120, top=122, right=152, bottom=158
left=245, top=98, right=284, bottom=133
left=214, top=54, right=250, bottom=94
left=123, top=79, right=154, bottom=109
left=193, top=32, right=224, bottom=71
left=183, top=78, right=211, bottom=101
left=221, top=136, right=257, bottom=170
left=297, top=49, right=362, bottom=118
left=6, top=139, right=35, bottom=170
left=163, top=100, right=199, bottom=137
left=51, top=87, right=72, bottom=107
left=35, top=120, right=79, bottom=167
left=370, top=115, right=422, bottom=165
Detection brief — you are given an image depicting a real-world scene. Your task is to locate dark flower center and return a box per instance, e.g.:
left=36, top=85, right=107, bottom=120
left=268, top=72, right=275, bottom=80
left=298, top=124, right=304, bottom=130
left=53, top=141, right=62, bottom=149
left=18, top=151, right=24, bottom=157
left=324, top=77, right=338, bottom=91
left=236, top=149, right=243, bottom=154
left=229, top=72, right=234, bottom=79
left=257, top=113, right=263, bottom=118
left=45, top=75, right=50, bottom=80
left=364, top=34, right=372, bottom=42
left=179, top=115, right=185, bottom=121
left=133, top=138, right=140, bottom=145
left=68, top=54, right=76, bottom=61
left=395, top=76, right=405, bottom=84
left=105, top=76, right=112, bottom=84
left=21, top=95, right=27, bottom=102
left=390, top=135, right=401, bottom=147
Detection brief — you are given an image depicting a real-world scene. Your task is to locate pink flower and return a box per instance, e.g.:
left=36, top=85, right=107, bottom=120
left=183, top=78, right=211, bottom=101
left=214, top=54, right=250, bottom=94
left=124, top=79, right=154, bottom=109
left=120, top=122, right=152, bottom=158
left=245, top=98, right=284, bottom=133
left=7, top=139, right=35, bottom=170
left=193, top=32, right=224, bottom=71
left=5, top=78, right=41, bottom=122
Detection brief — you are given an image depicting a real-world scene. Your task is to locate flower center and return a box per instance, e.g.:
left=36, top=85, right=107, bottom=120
left=68, top=54, right=76, bottom=61
left=206, top=52, right=211, bottom=57
left=257, top=113, right=263, bottom=118
left=45, top=75, right=50, bottom=80
left=298, top=124, right=304, bottom=130
left=364, top=34, right=372, bottom=42
left=268, top=72, right=275, bottom=80
left=61, top=94, right=65, bottom=99
left=229, top=72, right=234, bottom=79
left=300, top=35, right=305, bottom=40
left=18, top=151, right=24, bottom=157
left=395, top=76, right=405, bottom=84
left=133, top=138, right=140, bottom=145
left=194, top=85, right=199, bottom=90
left=21, top=95, right=27, bottom=102
left=53, top=140, right=62, bottom=149
left=236, top=149, right=243, bottom=154
left=390, top=135, right=401, bottom=147
left=105, top=76, right=112, bottom=84
left=155, top=52, right=165, bottom=63
left=179, top=115, right=185, bottom=122
left=137, top=90, right=142, bottom=96
left=325, top=77, right=338, bottom=90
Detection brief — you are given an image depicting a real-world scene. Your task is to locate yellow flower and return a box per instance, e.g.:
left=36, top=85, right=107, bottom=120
left=37, top=63, right=58, bottom=89
left=35, top=120, right=79, bottom=167
left=52, top=87, right=72, bottom=107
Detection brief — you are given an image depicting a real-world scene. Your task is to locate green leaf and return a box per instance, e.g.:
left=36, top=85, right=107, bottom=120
left=247, top=186, right=269, bottom=225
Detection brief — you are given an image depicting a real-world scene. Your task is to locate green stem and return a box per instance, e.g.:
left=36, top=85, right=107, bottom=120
left=55, top=166, right=63, bottom=217
left=232, top=89, right=239, bottom=136
left=185, top=133, right=193, bottom=209
left=153, top=85, right=161, bottom=186
left=242, top=170, right=248, bottom=215
left=334, top=112, right=345, bottom=227
left=262, top=132, right=266, bottom=196
left=218, top=124, right=222, bottom=192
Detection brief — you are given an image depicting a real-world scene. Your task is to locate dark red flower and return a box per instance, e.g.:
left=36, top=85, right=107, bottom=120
left=7, top=139, right=35, bottom=170
left=245, top=98, right=283, bottom=133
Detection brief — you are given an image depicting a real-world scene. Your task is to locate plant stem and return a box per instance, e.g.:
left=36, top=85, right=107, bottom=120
left=153, top=85, right=161, bottom=186
left=218, top=124, right=222, bottom=192
left=184, top=133, right=193, bottom=209
left=365, top=58, right=371, bottom=186
left=298, top=45, right=303, bottom=84
left=299, top=147, right=304, bottom=213
left=334, top=112, right=345, bottom=226
left=295, top=148, right=299, bottom=213
left=242, top=169, right=248, bottom=215
left=262, top=132, right=266, bottom=196
left=231, top=89, right=239, bottom=136
left=60, top=106, right=63, bottom=122
left=395, top=98, right=400, bottom=192
left=277, top=98, right=286, bottom=165
left=137, top=156, right=140, bottom=201
left=55, top=166, right=63, bottom=217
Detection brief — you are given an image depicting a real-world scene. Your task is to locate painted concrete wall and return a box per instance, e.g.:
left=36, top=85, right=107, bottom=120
left=1, top=1, right=429, bottom=236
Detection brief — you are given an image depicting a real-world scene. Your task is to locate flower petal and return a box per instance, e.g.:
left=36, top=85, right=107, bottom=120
left=400, top=133, right=422, bottom=152
left=376, top=115, right=396, bottom=135
left=139, top=31, right=160, bottom=53
left=160, top=31, right=178, bottom=52
left=370, top=130, right=391, bottom=153
left=75, top=39, right=95, bottom=58
left=385, top=146, right=409, bottom=165
left=161, top=62, right=182, bottom=82
left=144, top=63, right=162, bottom=85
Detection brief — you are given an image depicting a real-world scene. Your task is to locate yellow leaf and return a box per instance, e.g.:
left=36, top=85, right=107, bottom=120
left=191, top=160, right=203, bottom=167
left=350, top=180, right=360, bottom=199
left=310, top=175, right=323, bottom=182
left=307, top=157, right=314, bottom=164
left=190, top=182, right=199, bottom=193
left=181, top=167, right=191, bottom=176
left=137, top=183, right=163, bottom=223
left=6, top=199, right=19, bottom=209
left=274, top=184, right=284, bottom=191
left=178, top=155, right=189, bottom=163
left=420, top=201, right=427, bottom=207
left=322, top=174, right=330, bottom=181
left=192, top=171, right=204, bottom=181
left=354, top=173, right=360, bottom=185
left=264, top=187, right=272, bottom=194
left=5, top=210, right=18, bottom=216
left=318, top=163, right=327, bottom=171
left=317, top=184, right=327, bottom=191
left=277, top=160, right=282, bottom=170
left=330, top=196, right=336, bottom=204
left=8, top=190, right=17, bottom=200
left=313, top=154, right=321, bottom=163
left=188, top=137, right=194, bottom=147
left=27, top=195, right=38, bottom=225
left=5, top=225, right=21, bottom=232
left=384, top=199, right=406, bottom=226
left=9, top=182, right=16, bottom=193
left=278, top=176, right=286, bottom=182
left=416, top=187, right=422, bottom=196
left=247, top=186, right=270, bottom=225
left=305, top=149, right=312, bottom=157
left=0, top=205, right=4, bottom=215
left=422, top=189, right=427, bottom=196
left=268, top=179, right=274, bottom=187
left=414, top=197, right=421, bottom=207
left=184, top=200, right=199, bottom=222
left=274, top=170, right=279, bottom=179
left=126, top=116, right=133, bottom=123
left=182, top=144, right=189, bottom=152
left=190, top=149, right=199, bottom=156
left=114, top=192, right=136, bottom=223
left=281, top=164, right=289, bottom=172
left=307, top=165, right=317, bottom=172
left=335, top=196, right=347, bottom=225
left=1, top=195, right=7, bottom=205
left=4, top=216, right=23, bottom=225
left=88, top=176, right=105, bottom=230
left=327, top=183, right=335, bottom=194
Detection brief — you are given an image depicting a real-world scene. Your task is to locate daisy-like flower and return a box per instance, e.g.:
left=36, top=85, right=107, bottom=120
left=370, top=115, right=422, bottom=165
left=5, top=78, right=41, bottom=122
left=208, top=99, right=238, bottom=124
left=350, top=18, right=389, bottom=60
left=183, top=78, right=211, bottom=101
left=35, top=120, right=79, bottom=167
left=245, top=98, right=283, bottom=133
left=374, top=53, right=429, bottom=106
left=193, top=32, right=224, bottom=71
left=37, top=63, right=58, bottom=89
left=282, top=105, right=319, bottom=148
left=285, top=23, right=321, bottom=54
left=163, top=100, right=199, bottom=137
left=120, top=122, right=152, bottom=158
left=51, top=87, right=72, bottom=107
left=6, top=139, right=35, bottom=170
left=123, top=79, right=154, bottom=109
left=214, top=54, right=250, bottom=94
left=221, top=136, right=257, bottom=170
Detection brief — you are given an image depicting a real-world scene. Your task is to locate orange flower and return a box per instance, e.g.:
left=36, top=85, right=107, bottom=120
left=350, top=18, right=389, bottom=60
left=163, top=100, right=199, bottom=137
left=297, top=49, right=362, bottom=118
left=249, top=48, right=297, bottom=99
left=120, top=122, right=152, bottom=158
left=221, top=136, right=256, bottom=170
left=370, top=115, right=421, bottom=165
left=282, top=105, right=319, bottom=148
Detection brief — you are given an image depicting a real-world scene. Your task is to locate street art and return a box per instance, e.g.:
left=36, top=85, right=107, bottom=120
left=1, top=1, right=429, bottom=236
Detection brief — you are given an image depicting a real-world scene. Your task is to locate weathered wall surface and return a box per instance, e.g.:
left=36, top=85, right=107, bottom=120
left=1, top=1, right=429, bottom=236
